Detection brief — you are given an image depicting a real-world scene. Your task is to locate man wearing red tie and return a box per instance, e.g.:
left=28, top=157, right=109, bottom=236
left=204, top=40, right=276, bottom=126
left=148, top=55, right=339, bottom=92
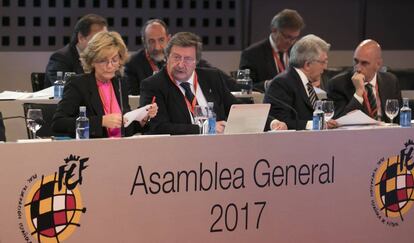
left=327, top=39, right=402, bottom=122
left=239, top=9, right=305, bottom=92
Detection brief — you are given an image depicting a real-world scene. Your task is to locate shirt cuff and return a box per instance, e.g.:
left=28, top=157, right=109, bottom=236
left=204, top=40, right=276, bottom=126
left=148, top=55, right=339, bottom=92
left=353, top=93, right=364, bottom=104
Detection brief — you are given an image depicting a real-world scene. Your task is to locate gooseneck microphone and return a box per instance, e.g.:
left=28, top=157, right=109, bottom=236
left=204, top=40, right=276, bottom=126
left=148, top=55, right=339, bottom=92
left=115, top=71, right=125, bottom=137
left=253, top=87, right=299, bottom=130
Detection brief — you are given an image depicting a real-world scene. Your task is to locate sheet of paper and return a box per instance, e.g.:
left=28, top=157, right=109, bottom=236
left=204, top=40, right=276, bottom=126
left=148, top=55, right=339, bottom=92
left=336, top=110, right=379, bottom=126
left=0, top=91, right=33, bottom=100
left=314, top=87, right=327, bottom=100
left=32, top=86, right=54, bottom=98
left=123, top=104, right=151, bottom=127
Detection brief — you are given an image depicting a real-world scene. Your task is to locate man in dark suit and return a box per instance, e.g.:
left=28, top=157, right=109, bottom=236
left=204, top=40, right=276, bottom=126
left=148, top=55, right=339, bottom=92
left=239, top=9, right=305, bottom=92
left=264, top=34, right=336, bottom=130
left=125, top=19, right=238, bottom=95
left=140, top=32, right=238, bottom=135
left=44, top=14, right=107, bottom=88
left=327, top=40, right=402, bottom=121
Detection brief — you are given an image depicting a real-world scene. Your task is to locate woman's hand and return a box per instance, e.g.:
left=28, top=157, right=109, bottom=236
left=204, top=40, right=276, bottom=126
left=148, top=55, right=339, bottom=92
left=102, top=113, right=123, bottom=128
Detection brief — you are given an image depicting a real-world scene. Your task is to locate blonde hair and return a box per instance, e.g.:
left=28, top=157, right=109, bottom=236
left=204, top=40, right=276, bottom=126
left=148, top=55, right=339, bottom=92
left=80, top=31, right=129, bottom=73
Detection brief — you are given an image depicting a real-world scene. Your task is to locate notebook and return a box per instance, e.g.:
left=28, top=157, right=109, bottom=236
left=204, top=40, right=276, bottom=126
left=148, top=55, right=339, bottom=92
left=224, top=104, right=270, bottom=134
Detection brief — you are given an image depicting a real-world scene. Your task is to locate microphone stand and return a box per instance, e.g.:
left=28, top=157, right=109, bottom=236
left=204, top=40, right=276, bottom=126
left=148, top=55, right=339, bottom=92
left=116, top=72, right=125, bottom=137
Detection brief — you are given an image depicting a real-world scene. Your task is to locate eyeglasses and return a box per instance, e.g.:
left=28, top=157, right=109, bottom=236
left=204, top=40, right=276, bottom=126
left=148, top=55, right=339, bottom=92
left=95, top=56, right=120, bottom=66
left=169, top=54, right=196, bottom=65
left=313, top=59, right=329, bottom=65
left=279, top=31, right=300, bottom=42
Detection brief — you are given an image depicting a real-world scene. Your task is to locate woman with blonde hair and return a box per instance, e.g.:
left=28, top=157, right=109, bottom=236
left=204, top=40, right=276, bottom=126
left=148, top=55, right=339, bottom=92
left=52, top=31, right=158, bottom=138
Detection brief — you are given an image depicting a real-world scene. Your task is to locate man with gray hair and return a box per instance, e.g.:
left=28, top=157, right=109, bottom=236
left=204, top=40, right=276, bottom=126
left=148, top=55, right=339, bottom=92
left=264, top=34, right=337, bottom=130
left=239, top=9, right=305, bottom=91
left=140, top=32, right=238, bottom=135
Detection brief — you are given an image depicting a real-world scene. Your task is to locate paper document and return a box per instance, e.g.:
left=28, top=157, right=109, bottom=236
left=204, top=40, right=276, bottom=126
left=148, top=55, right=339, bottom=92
left=336, top=110, right=379, bottom=126
left=32, top=86, right=54, bottom=98
left=123, top=104, right=151, bottom=127
left=0, top=91, right=32, bottom=100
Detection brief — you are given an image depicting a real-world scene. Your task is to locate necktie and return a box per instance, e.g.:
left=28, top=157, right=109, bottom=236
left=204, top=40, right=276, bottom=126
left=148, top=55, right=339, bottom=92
left=306, top=82, right=318, bottom=108
left=278, top=51, right=285, bottom=68
left=365, top=83, right=378, bottom=119
left=180, top=82, right=195, bottom=104
left=156, top=60, right=165, bottom=70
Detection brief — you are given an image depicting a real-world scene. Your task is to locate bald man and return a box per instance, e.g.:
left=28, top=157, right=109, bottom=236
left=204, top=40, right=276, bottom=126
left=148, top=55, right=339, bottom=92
left=327, top=39, right=402, bottom=122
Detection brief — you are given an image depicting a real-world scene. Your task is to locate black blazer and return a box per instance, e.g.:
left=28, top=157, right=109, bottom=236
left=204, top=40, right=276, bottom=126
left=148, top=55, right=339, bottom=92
left=44, top=43, right=84, bottom=88
left=52, top=73, right=141, bottom=138
left=239, top=38, right=278, bottom=91
left=140, top=67, right=239, bottom=135
left=327, top=70, right=402, bottom=121
left=125, top=49, right=239, bottom=95
left=264, top=67, right=314, bottom=130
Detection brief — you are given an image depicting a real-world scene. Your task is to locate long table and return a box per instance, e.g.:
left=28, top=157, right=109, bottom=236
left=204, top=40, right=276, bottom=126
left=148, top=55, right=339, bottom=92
left=1, top=128, right=414, bottom=242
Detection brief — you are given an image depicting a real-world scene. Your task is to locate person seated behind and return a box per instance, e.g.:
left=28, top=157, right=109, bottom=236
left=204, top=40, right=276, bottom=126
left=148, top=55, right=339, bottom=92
left=125, top=19, right=238, bottom=95
left=140, top=32, right=239, bottom=135
left=52, top=31, right=158, bottom=138
left=44, top=14, right=108, bottom=88
left=327, top=39, right=402, bottom=121
left=239, top=9, right=305, bottom=92
left=264, top=34, right=337, bottom=130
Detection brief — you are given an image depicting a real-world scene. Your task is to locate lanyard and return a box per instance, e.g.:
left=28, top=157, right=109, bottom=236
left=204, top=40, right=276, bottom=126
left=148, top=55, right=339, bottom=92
left=145, top=50, right=159, bottom=73
left=168, top=71, right=198, bottom=114
left=272, top=49, right=286, bottom=73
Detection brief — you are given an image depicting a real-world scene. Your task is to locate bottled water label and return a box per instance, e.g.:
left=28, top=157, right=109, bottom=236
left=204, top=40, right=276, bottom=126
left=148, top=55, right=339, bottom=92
left=76, top=126, right=89, bottom=139
left=54, top=84, right=64, bottom=99
left=400, top=110, right=411, bottom=127
left=312, top=112, right=324, bottom=130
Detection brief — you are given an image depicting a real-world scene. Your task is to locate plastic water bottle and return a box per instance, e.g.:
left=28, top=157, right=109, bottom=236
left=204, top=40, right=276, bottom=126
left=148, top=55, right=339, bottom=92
left=312, top=100, right=325, bottom=130
left=76, top=106, right=89, bottom=139
left=237, top=69, right=253, bottom=94
left=207, top=102, right=216, bottom=134
left=400, top=98, right=412, bottom=127
left=54, top=71, right=65, bottom=99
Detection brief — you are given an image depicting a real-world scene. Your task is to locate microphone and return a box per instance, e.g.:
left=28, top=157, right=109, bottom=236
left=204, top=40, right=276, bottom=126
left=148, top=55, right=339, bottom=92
left=253, top=87, right=299, bottom=130
left=115, top=71, right=125, bottom=137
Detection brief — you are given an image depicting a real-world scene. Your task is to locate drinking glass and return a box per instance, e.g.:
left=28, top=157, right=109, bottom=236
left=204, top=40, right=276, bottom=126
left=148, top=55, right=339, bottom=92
left=26, top=108, right=43, bottom=138
left=322, top=100, right=335, bottom=121
left=385, top=99, right=399, bottom=125
left=193, top=105, right=208, bottom=134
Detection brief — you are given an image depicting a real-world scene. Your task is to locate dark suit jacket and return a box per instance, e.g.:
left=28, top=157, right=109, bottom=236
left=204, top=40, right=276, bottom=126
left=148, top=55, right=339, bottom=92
left=44, top=43, right=84, bottom=88
left=327, top=71, right=402, bottom=122
left=52, top=73, right=141, bottom=138
left=125, top=49, right=239, bottom=95
left=264, top=67, right=314, bottom=130
left=0, top=112, right=5, bottom=142
left=239, top=38, right=278, bottom=91
left=140, top=67, right=239, bottom=135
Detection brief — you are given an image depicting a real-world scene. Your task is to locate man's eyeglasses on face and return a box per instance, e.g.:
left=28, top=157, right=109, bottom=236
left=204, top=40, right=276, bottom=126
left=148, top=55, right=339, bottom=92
left=313, top=59, right=329, bottom=65
left=279, top=31, right=299, bottom=42
left=95, top=56, right=120, bottom=66
left=169, top=54, right=196, bottom=65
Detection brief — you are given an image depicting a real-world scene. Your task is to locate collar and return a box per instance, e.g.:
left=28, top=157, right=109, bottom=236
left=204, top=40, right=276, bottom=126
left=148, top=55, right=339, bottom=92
left=365, top=73, right=378, bottom=87
left=269, top=34, right=280, bottom=53
left=294, top=67, right=310, bottom=87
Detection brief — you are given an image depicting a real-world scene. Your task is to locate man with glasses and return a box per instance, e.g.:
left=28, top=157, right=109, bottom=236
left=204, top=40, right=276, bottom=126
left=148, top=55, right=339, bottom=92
left=327, top=39, right=402, bottom=121
left=140, top=32, right=238, bottom=135
left=125, top=19, right=238, bottom=95
left=239, top=9, right=305, bottom=91
left=264, top=34, right=337, bottom=130
left=44, top=14, right=107, bottom=88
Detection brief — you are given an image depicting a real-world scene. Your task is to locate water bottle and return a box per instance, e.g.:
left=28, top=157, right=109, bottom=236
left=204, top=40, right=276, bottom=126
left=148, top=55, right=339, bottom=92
left=207, top=102, right=216, bottom=134
left=76, top=106, right=89, bottom=139
left=237, top=69, right=253, bottom=94
left=312, top=100, right=325, bottom=130
left=54, top=71, right=64, bottom=99
left=400, top=98, right=412, bottom=127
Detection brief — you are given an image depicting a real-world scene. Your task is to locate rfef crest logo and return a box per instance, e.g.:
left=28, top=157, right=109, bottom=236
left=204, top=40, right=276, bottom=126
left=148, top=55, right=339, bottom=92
left=18, top=154, right=88, bottom=242
left=370, top=140, right=414, bottom=226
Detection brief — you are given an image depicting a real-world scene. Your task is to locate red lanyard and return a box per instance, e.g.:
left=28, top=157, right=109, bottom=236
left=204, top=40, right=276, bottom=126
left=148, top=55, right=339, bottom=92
left=145, top=50, right=159, bottom=73
left=272, top=49, right=286, bottom=73
left=168, top=71, right=198, bottom=114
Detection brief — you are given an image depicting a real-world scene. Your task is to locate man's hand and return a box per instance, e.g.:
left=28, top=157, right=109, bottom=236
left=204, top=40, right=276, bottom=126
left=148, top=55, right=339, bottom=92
left=351, top=72, right=365, bottom=97
left=216, top=121, right=226, bottom=134
left=271, top=120, right=288, bottom=130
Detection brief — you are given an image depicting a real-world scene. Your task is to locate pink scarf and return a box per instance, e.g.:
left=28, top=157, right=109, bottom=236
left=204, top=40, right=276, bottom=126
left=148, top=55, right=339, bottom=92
left=97, top=80, right=122, bottom=137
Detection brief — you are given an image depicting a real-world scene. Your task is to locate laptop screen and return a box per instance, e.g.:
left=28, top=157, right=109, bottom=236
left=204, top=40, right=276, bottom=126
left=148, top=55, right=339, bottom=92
left=224, top=104, right=270, bottom=134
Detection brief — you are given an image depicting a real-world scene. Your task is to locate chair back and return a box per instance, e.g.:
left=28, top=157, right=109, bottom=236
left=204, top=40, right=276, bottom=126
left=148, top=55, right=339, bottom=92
left=31, top=72, right=46, bottom=92
left=23, top=103, right=57, bottom=138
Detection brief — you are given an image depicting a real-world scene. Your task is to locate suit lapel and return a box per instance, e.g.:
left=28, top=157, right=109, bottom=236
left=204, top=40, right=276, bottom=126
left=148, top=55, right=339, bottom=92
left=197, top=70, right=215, bottom=103
left=87, top=74, right=104, bottom=117
left=264, top=40, right=277, bottom=76
left=290, top=68, right=314, bottom=110
left=376, top=72, right=387, bottom=117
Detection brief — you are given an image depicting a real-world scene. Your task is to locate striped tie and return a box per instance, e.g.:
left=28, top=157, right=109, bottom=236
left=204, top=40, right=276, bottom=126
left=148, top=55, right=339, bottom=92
left=365, top=83, right=378, bottom=119
left=306, top=82, right=318, bottom=108
left=180, top=82, right=195, bottom=104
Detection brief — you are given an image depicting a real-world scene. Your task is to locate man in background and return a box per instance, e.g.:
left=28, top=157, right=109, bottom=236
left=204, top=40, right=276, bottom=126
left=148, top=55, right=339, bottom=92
left=125, top=19, right=237, bottom=95
left=44, top=14, right=107, bottom=88
left=327, top=39, right=402, bottom=121
left=264, top=34, right=337, bottom=130
left=239, top=9, right=305, bottom=92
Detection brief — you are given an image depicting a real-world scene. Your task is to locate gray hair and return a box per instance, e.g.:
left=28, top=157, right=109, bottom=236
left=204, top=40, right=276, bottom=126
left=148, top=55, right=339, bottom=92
left=289, top=34, right=330, bottom=68
left=270, top=9, right=305, bottom=31
left=165, top=32, right=202, bottom=62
